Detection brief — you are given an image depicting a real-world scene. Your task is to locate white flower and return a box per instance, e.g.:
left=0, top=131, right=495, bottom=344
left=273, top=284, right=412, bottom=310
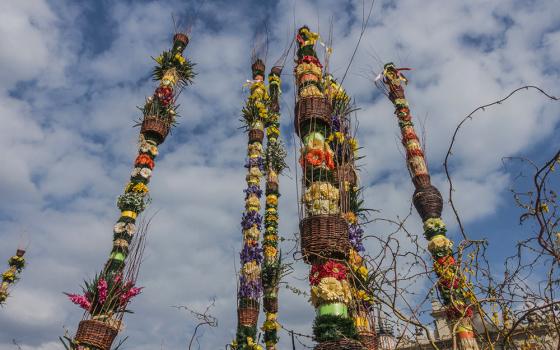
left=114, top=222, right=126, bottom=234
left=131, top=168, right=141, bottom=177
left=125, top=223, right=136, bottom=236
left=140, top=168, right=152, bottom=179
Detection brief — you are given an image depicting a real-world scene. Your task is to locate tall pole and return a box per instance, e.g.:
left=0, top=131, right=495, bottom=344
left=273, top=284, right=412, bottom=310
left=380, top=63, right=479, bottom=350
left=66, top=32, right=194, bottom=350
left=233, top=58, right=268, bottom=350
left=294, top=26, right=362, bottom=350
left=261, top=65, right=286, bottom=350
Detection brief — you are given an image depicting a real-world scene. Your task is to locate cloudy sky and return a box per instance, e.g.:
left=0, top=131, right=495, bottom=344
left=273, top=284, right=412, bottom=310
left=0, top=0, right=559, bottom=349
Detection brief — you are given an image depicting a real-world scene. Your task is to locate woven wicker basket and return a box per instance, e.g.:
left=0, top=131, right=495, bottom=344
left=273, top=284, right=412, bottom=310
left=412, top=185, right=443, bottom=221
left=294, top=97, right=332, bottom=137
left=266, top=181, right=279, bottom=195
left=389, top=86, right=405, bottom=101
left=300, top=215, right=349, bottom=263
left=173, top=33, right=189, bottom=46
left=238, top=306, right=259, bottom=326
left=248, top=129, right=264, bottom=143
left=263, top=297, right=279, bottom=313
left=141, top=117, right=170, bottom=145
left=315, top=339, right=365, bottom=350
left=252, top=59, right=265, bottom=76
left=74, top=319, right=118, bottom=350
left=358, top=332, right=377, bottom=350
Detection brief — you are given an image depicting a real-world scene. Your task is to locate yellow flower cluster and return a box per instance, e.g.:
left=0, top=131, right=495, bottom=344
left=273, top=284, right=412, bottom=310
left=423, top=217, right=446, bottom=233
left=242, top=261, right=261, bottom=281
left=262, top=313, right=280, bottom=331
left=248, top=142, right=263, bottom=157
left=428, top=235, right=453, bottom=255
left=304, top=182, right=340, bottom=215
left=245, top=195, right=261, bottom=212
left=310, top=277, right=352, bottom=307
left=126, top=182, right=149, bottom=194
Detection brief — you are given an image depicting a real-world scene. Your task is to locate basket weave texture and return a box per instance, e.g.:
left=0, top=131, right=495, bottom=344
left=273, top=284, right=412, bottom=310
left=74, top=320, right=118, bottom=350
left=315, top=339, right=365, bottom=350
left=412, top=185, right=443, bottom=221
left=358, top=332, right=377, bottom=350
left=248, top=129, right=264, bottom=143
left=264, top=297, right=279, bottom=313
left=389, top=86, right=405, bottom=101
left=238, top=306, right=259, bottom=326
left=141, top=117, right=170, bottom=145
left=294, top=97, right=332, bottom=137
left=300, top=215, right=349, bottom=263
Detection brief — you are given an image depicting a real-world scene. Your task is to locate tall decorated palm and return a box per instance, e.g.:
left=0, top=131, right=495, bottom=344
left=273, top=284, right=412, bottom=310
left=64, top=32, right=195, bottom=350
left=260, top=64, right=287, bottom=350
left=379, top=63, right=479, bottom=350
left=232, top=58, right=269, bottom=350
left=294, top=26, right=363, bottom=350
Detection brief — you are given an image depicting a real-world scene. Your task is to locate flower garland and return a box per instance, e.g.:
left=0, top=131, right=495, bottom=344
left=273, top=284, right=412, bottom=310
left=382, top=62, right=479, bottom=350
left=0, top=249, right=26, bottom=305
left=66, top=32, right=194, bottom=350
left=295, top=26, right=359, bottom=347
left=260, top=66, right=286, bottom=350
left=233, top=59, right=269, bottom=350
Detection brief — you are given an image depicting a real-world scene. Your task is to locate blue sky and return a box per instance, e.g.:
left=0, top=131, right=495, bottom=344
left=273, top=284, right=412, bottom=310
left=0, top=0, right=559, bottom=349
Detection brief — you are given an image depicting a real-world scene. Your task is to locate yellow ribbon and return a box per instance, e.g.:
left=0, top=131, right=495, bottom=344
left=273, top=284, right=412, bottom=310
left=121, top=211, right=137, bottom=219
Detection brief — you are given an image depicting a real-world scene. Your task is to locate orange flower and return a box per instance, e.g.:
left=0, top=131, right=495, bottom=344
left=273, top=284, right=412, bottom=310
left=304, top=149, right=324, bottom=167
left=135, top=154, right=155, bottom=169
left=324, top=150, right=335, bottom=170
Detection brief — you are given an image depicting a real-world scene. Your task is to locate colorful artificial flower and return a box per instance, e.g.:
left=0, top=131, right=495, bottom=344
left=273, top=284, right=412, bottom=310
left=135, top=154, right=155, bottom=169
left=66, top=293, right=91, bottom=311
left=242, top=261, right=261, bottom=280
left=174, top=53, right=186, bottom=65
left=264, top=246, right=277, bottom=258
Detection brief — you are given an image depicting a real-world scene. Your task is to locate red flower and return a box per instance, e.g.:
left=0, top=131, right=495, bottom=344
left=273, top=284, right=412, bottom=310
left=436, top=255, right=456, bottom=267
left=324, top=151, right=335, bottom=170
left=309, top=264, right=322, bottom=285
left=155, top=86, right=174, bottom=106
left=322, top=260, right=347, bottom=281
left=135, top=154, right=155, bottom=169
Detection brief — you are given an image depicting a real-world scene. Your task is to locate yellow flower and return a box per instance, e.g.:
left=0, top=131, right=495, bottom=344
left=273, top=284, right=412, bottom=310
left=244, top=226, right=260, bottom=240
left=267, top=126, right=280, bottom=137
left=266, top=195, right=278, bottom=206
left=246, top=337, right=263, bottom=350
left=127, top=182, right=149, bottom=194
left=327, top=132, right=345, bottom=144
left=174, top=53, right=186, bottom=65
left=264, top=246, right=277, bottom=258
left=343, top=212, right=357, bottom=224
left=155, top=55, right=163, bottom=64
left=242, top=261, right=261, bottom=280
left=348, top=138, right=359, bottom=152
left=357, top=265, right=368, bottom=280
left=245, top=196, right=261, bottom=211
left=316, top=277, right=344, bottom=302
left=349, top=249, right=363, bottom=267
left=264, top=234, right=277, bottom=242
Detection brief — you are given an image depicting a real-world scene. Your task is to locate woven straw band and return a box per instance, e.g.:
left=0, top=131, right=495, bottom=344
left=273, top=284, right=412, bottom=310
left=300, top=215, right=349, bottom=264
left=121, top=211, right=137, bottom=219
left=294, top=97, right=332, bottom=137
left=74, top=320, right=118, bottom=350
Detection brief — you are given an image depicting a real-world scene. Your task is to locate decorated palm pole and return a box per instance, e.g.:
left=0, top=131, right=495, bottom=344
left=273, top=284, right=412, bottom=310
left=260, top=65, right=287, bottom=350
left=380, top=63, right=478, bottom=350
left=233, top=58, right=269, bottom=350
left=65, top=32, right=194, bottom=350
left=294, top=26, right=362, bottom=350
left=0, top=247, right=26, bottom=305
left=325, top=76, right=376, bottom=350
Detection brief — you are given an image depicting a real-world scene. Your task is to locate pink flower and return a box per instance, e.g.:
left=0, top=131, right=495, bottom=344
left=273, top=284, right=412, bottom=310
left=97, top=278, right=108, bottom=305
left=66, top=293, right=91, bottom=311
left=119, top=286, right=143, bottom=305
left=113, top=273, right=123, bottom=285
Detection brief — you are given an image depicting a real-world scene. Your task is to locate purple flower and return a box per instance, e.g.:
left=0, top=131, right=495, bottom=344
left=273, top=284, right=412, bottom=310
left=241, top=211, right=262, bottom=230
left=331, top=115, right=342, bottom=132
left=244, top=185, right=263, bottom=199
left=238, top=275, right=263, bottom=299
left=349, top=223, right=365, bottom=252
left=245, top=157, right=265, bottom=171
left=240, top=244, right=263, bottom=265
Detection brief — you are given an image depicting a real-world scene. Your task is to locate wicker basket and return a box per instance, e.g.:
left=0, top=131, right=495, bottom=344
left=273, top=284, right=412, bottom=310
left=238, top=306, right=259, bottom=326
left=252, top=59, right=265, bottom=77
left=173, top=33, right=189, bottom=46
left=294, top=97, right=332, bottom=137
left=335, top=163, right=357, bottom=186
left=389, top=86, right=405, bottom=101
left=141, top=117, right=170, bottom=145
left=315, top=339, right=365, bottom=350
left=264, top=297, right=279, bottom=313
left=300, top=215, right=349, bottom=263
left=248, top=129, right=264, bottom=143
left=358, top=332, right=377, bottom=350
left=412, top=185, right=443, bottom=221
left=74, top=320, right=118, bottom=350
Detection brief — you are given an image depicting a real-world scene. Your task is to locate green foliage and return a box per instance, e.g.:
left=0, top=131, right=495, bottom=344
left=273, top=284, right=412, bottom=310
left=313, top=314, right=358, bottom=342
left=152, top=50, right=195, bottom=88
left=264, top=139, right=288, bottom=175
